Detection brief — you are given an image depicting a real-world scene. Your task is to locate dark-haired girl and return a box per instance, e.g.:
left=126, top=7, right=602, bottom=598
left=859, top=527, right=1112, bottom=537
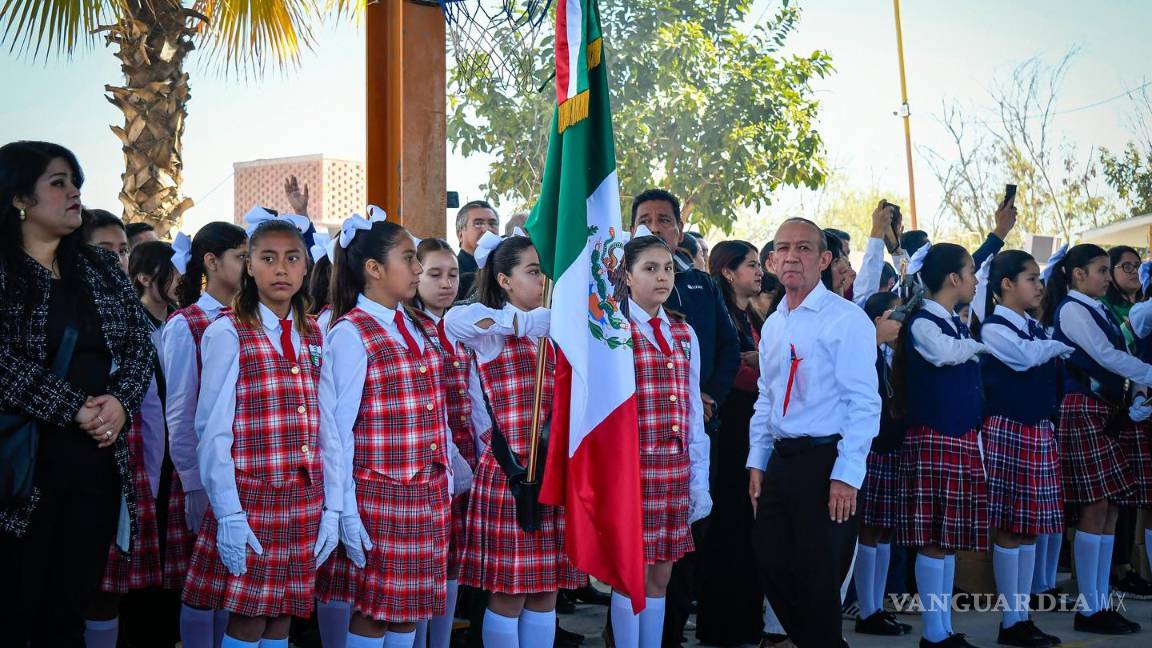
left=979, top=251, right=1071, bottom=646
left=86, top=241, right=185, bottom=646
left=853, top=291, right=912, bottom=637
left=181, top=220, right=340, bottom=647
left=161, top=221, right=247, bottom=644
left=608, top=234, right=710, bottom=648
left=0, top=141, right=152, bottom=644
left=309, top=232, right=334, bottom=330
left=893, top=243, right=988, bottom=648
left=697, top=240, right=765, bottom=645
left=410, top=237, right=484, bottom=648
left=315, top=219, right=465, bottom=648
left=446, top=233, right=583, bottom=648
left=1043, top=243, right=1149, bottom=634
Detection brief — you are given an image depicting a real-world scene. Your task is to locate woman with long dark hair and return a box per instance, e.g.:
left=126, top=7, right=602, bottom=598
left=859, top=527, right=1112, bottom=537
left=696, top=240, right=767, bottom=646
left=0, top=141, right=152, bottom=644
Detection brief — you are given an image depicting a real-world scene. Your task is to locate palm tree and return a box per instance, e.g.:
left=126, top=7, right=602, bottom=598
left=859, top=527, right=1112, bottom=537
left=0, top=1, right=341, bottom=236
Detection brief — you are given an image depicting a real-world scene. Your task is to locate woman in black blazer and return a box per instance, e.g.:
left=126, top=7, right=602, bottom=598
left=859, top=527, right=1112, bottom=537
left=0, top=141, right=152, bottom=646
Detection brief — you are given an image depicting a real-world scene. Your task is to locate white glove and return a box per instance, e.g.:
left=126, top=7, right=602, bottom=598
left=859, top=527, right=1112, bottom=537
left=216, top=512, right=264, bottom=576
left=313, top=510, right=340, bottom=567
left=1130, top=401, right=1152, bottom=423
left=185, top=489, right=210, bottom=533
left=450, top=450, right=474, bottom=497
left=688, top=488, right=712, bottom=525
left=339, top=514, right=374, bottom=569
left=520, top=307, right=551, bottom=338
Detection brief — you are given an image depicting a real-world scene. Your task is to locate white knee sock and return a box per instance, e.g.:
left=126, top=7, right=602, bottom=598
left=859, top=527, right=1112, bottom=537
left=482, top=609, right=519, bottom=648
left=874, top=542, right=892, bottom=613
left=762, top=600, right=785, bottom=635
left=383, top=630, right=416, bottom=648
left=1073, top=530, right=1101, bottom=614
left=347, top=634, right=386, bottom=648
left=1045, top=532, right=1063, bottom=591
left=638, top=597, right=666, bottom=648
left=84, top=618, right=119, bottom=648
left=429, top=579, right=460, bottom=648
left=915, top=554, right=948, bottom=643
left=942, top=554, right=956, bottom=634
left=259, top=639, right=288, bottom=648
left=854, top=544, right=878, bottom=618
left=1031, top=534, right=1048, bottom=593
left=180, top=605, right=216, bottom=648
left=1017, top=544, right=1036, bottom=621
left=610, top=592, right=640, bottom=648
left=517, top=609, right=556, bottom=648
left=220, top=637, right=259, bottom=648
left=993, top=544, right=1021, bottom=628
left=317, top=600, right=351, bottom=648
left=412, top=621, right=428, bottom=648
left=214, top=609, right=230, bottom=648
left=1097, top=534, right=1115, bottom=611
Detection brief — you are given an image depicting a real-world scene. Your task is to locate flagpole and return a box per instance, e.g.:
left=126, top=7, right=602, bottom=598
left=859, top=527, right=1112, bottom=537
left=892, top=0, right=919, bottom=229
left=526, top=276, right=554, bottom=482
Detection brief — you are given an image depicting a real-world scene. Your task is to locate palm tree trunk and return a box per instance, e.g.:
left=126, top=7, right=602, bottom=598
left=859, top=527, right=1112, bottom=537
left=101, top=1, right=199, bottom=237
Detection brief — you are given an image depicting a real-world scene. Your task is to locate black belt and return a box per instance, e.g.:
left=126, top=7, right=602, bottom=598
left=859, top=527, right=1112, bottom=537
left=773, top=434, right=841, bottom=457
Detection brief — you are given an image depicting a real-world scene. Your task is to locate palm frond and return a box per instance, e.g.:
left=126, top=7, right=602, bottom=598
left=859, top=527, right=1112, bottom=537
left=0, top=0, right=121, bottom=58
left=194, top=0, right=331, bottom=76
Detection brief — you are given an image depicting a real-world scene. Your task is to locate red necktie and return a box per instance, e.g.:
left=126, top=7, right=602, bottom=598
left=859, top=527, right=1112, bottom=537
left=279, top=319, right=296, bottom=363
left=782, top=343, right=802, bottom=417
left=649, top=317, right=673, bottom=356
left=394, top=309, right=421, bottom=357
left=436, top=318, right=454, bottom=353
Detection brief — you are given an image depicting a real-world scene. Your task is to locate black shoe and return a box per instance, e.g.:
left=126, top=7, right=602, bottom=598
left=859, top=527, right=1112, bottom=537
left=1029, top=588, right=1059, bottom=611
left=1101, top=608, right=1141, bottom=633
left=758, top=633, right=790, bottom=648
left=1020, top=620, right=1061, bottom=646
left=996, top=621, right=1053, bottom=647
left=556, top=624, right=585, bottom=647
left=555, top=591, right=576, bottom=614
left=1073, top=610, right=1135, bottom=634
left=920, top=633, right=980, bottom=647
left=854, top=610, right=905, bottom=636
left=1114, top=572, right=1152, bottom=600
left=569, top=584, right=612, bottom=605
left=881, top=610, right=913, bottom=634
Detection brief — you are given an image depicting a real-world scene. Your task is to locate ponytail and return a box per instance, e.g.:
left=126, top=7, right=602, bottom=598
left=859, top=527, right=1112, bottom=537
left=1039, top=243, right=1107, bottom=327
left=307, top=256, right=331, bottom=315
left=176, top=221, right=247, bottom=308
left=329, top=220, right=407, bottom=323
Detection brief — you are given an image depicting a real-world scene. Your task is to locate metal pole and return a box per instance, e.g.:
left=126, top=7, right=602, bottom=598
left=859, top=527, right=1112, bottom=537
left=893, top=0, right=919, bottom=229
left=525, top=277, right=553, bottom=482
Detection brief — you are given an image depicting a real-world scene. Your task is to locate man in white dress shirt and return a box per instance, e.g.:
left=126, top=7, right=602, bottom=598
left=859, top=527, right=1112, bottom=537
left=746, top=218, right=881, bottom=647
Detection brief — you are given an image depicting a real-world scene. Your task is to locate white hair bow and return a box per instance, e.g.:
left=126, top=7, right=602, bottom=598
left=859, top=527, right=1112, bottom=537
left=339, top=214, right=373, bottom=248
left=171, top=232, right=192, bottom=275
left=366, top=204, right=387, bottom=223
left=511, top=226, right=528, bottom=238
left=243, top=205, right=310, bottom=236
left=1040, top=243, right=1068, bottom=283
left=633, top=224, right=655, bottom=239
left=310, top=232, right=332, bottom=263
left=906, top=242, right=932, bottom=275
left=474, top=231, right=504, bottom=269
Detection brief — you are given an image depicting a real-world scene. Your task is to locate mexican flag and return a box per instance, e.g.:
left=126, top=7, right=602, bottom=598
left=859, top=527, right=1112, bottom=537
left=525, top=0, right=647, bottom=614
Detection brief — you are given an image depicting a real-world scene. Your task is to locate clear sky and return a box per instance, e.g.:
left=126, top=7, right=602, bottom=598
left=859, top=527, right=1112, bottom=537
left=1, top=0, right=1148, bottom=238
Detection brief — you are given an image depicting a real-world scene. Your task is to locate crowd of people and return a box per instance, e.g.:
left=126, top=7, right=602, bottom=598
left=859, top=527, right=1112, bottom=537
left=1, top=138, right=1151, bottom=648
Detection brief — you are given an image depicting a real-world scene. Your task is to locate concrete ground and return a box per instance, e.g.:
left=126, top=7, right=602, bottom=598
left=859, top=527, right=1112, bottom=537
left=556, top=584, right=1152, bottom=648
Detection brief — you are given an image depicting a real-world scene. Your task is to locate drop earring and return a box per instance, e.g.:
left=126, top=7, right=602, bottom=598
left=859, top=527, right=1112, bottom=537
left=18, top=208, right=26, bottom=221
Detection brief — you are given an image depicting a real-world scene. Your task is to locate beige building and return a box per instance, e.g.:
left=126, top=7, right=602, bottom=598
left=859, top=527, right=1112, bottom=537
left=233, top=154, right=365, bottom=233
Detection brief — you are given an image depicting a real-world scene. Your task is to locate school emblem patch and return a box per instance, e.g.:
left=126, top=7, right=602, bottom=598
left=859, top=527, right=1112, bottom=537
left=308, top=344, right=323, bottom=367
left=587, top=225, right=632, bottom=350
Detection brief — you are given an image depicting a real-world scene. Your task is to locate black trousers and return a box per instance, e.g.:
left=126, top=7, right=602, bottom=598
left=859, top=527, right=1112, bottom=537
left=751, top=440, right=857, bottom=648
left=0, top=434, right=120, bottom=647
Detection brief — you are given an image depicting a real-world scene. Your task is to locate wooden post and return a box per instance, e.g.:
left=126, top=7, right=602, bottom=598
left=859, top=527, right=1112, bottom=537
left=365, top=0, right=447, bottom=238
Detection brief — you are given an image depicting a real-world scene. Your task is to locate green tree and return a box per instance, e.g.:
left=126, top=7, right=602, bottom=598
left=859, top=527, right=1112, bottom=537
left=1101, top=86, right=1152, bottom=217
left=448, top=0, right=833, bottom=233
left=1, top=0, right=341, bottom=235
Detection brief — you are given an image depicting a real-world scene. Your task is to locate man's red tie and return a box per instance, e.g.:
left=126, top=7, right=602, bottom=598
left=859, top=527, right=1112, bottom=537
left=279, top=319, right=296, bottom=363
left=436, top=318, right=454, bottom=353
left=394, top=309, right=422, bottom=357
left=649, top=317, right=673, bottom=356
left=782, top=343, right=802, bottom=417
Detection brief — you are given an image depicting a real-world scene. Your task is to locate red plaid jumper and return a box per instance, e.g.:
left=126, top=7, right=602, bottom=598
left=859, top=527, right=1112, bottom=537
left=895, top=425, right=989, bottom=552
left=460, top=336, right=584, bottom=594
left=100, top=411, right=163, bottom=593
left=633, top=322, right=694, bottom=563
left=982, top=415, right=1064, bottom=535
left=314, top=307, right=451, bottom=621
left=445, top=340, right=477, bottom=572
left=1055, top=393, right=1135, bottom=505
left=182, top=313, right=325, bottom=619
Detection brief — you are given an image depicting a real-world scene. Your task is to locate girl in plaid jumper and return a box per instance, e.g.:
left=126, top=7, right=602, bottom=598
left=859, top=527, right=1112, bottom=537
left=891, top=243, right=988, bottom=648
left=445, top=233, right=583, bottom=648
left=160, top=221, right=248, bottom=646
left=316, top=219, right=469, bottom=648
left=607, top=233, right=710, bottom=648
left=979, top=251, right=1072, bottom=647
left=182, top=219, right=343, bottom=648
left=1042, top=243, right=1149, bottom=635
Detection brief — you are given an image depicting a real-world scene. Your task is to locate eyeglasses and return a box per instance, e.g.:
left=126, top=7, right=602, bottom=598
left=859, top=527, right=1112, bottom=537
left=1118, top=262, right=1141, bottom=274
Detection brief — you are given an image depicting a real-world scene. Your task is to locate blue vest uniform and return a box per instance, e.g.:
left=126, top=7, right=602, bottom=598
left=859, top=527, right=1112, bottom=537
left=904, top=309, right=983, bottom=437
left=1052, top=297, right=1126, bottom=404
left=980, top=313, right=1062, bottom=425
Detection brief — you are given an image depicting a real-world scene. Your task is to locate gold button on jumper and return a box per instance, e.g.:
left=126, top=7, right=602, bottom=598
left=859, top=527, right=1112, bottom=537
left=672, top=424, right=680, bottom=432
left=453, top=361, right=461, bottom=368
left=301, top=445, right=310, bottom=454
left=290, top=366, right=300, bottom=375
left=419, top=365, right=428, bottom=374
left=669, top=395, right=677, bottom=403
left=666, top=362, right=674, bottom=369
left=430, top=442, right=438, bottom=451
left=297, top=405, right=307, bottom=414
left=426, top=403, right=435, bottom=411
